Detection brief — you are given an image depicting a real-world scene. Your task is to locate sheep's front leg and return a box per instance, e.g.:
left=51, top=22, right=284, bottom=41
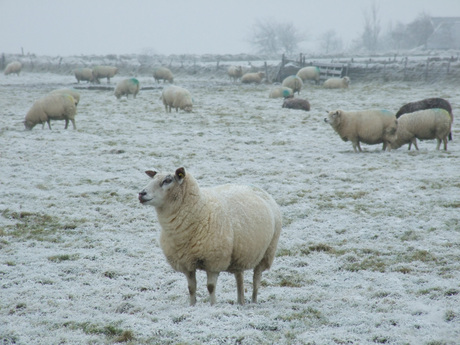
left=234, top=271, right=245, bottom=305
left=206, top=271, right=219, bottom=305
left=186, top=270, right=197, bottom=306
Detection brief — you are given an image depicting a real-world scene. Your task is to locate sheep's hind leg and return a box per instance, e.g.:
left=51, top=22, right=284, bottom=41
left=252, top=266, right=263, bottom=304
left=234, top=271, right=245, bottom=305
left=206, top=271, right=219, bottom=306
left=186, top=270, right=197, bottom=306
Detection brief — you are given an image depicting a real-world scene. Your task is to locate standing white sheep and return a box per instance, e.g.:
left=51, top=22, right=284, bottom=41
left=390, top=108, right=452, bottom=151
left=153, top=67, right=174, bottom=83
left=296, top=66, right=320, bottom=84
left=114, top=78, right=140, bottom=99
left=138, top=167, right=282, bottom=306
left=24, top=93, right=77, bottom=130
left=4, top=61, right=22, bottom=76
left=282, top=75, right=303, bottom=94
left=324, top=109, right=398, bottom=152
left=92, top=65, right=118, bottom=84
left=227, top=65, right=243, bottom=82
left=74, top=68, right=94, bottom=83
left=323, top=76, right=350, bottom=89
left=161, top=85, right=193, bottom=112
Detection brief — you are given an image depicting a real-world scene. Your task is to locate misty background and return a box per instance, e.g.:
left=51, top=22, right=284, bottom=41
left=1, top=0, right=459, bottom=57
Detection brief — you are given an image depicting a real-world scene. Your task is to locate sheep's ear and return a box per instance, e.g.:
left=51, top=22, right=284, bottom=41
left=145, top=170, right=157, bottom=178
left=175, top=167, right=186, bottom=184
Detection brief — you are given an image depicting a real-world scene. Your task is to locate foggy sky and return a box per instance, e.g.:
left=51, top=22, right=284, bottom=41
left=1, top=0, right=459, bottom=56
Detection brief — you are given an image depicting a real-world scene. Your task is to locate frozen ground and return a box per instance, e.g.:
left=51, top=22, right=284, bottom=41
left=0, top=69, right=459, bottom=345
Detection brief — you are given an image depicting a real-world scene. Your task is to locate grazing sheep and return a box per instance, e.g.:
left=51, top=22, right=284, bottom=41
left=153, top=67, right=174, bottom=83
left=138, top=167, right=282, bottom=306
left=323, top=76, right=350, bottom=89
left=114, top=78, right=140, bottom=99
left=324, top=109, right=398, bottom=152
left=390, top=108, right=452, bottom=151
left=282, top=98, right=310, bottom=111
left=162, top=85, right=193, bottom=113
left=228, top=65, right=243, bottom=82
left=74, top=68, right=94, bottom=83
left=396, top=97, right=453, bottom=140
left=269, top=86, right=293, bottom=99
left=92, top=65, right=118, bottom=84
left=296, top=66, right=320, bottom=84
left=4, top=61, right=22, bottom=76
left=241, top=72, right=265, bottom=84
left=24, top=93, right=77, bottom=130
left=282, top=75, right=303, bottom=94
left=50, top=88, right=80, bottom=106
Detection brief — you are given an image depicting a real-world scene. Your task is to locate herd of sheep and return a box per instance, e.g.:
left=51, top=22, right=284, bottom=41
left=3, top=59, right=455, bottom=306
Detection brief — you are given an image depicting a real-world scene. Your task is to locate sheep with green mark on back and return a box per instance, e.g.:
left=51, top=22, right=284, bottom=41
left=114, top=78, right=140, bottom=99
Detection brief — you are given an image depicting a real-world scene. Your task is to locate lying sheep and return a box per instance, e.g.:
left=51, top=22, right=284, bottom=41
left=4, top=61, right=22, bottom=76
left=241, top=72, right=265, bottom=84
left=282, top=97, right=310, bottom=111
left=162, top=85, right=193, bottom=112
left=324, top=109, right=398, bottom=152
left=24, top=93, right=77, bottom=130
left=323, top=76, right=350, bottom=89
left=92, top=65, right=118, bottom=84
left=296, top=66, right=320, bottom=84
left=50, top=88, right=80, bottom=106
left=138, top=167, right=282, bottom=306
left=269, top=86, right=293, bottom=99
left=153, top=67, right=174, bottom=83
left=390, top=108, right=452, bottom=151
left=114, top=78, right=140, bottom=99
left=282, top=75, right=303, bottom=94
left=228, top=65, right=243, bottom=82
left=396, top=97, right=453, bottom=140
left=74, top=68, right=94, bottom=83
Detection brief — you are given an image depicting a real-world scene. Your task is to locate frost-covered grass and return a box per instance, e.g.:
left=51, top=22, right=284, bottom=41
left=0, top=70, right=459, bottom=345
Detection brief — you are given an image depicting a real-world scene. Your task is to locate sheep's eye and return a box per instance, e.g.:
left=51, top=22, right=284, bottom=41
left=161, top=176, right=173, bottom=186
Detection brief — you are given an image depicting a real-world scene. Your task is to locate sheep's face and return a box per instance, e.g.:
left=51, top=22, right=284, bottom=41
left=324, top=110, right=342, bottom=127
left=384, top=120, right=398, bottom=143
left=24, top=120, right=35, bottom=130
left=139, top=168, right=186, bottom=208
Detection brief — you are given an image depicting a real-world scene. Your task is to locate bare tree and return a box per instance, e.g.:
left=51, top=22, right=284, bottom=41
left=406, top=12, right=434, bottom=49
left=250, top=19, right=306, bottom=55
left=319, top=30, right=343, bottom=54
left=361, top=2, right=381, bottom=52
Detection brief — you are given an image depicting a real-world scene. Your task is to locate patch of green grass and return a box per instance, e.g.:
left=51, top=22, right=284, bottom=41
left=1, top=209, right=84, bottom=242
left=48, top=254, right=79, bottom=263
left=344, top=257, right=387, bottom=273
left=63, top=322, right=133, bottom=342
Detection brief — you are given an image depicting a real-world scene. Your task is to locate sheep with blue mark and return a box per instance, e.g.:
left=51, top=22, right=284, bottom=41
left=269, top=86, right=293, bottom=99
left=282, top=75, right=303, bottom=94
left=115, top=78, right=140, bottom=99
left=297, top=66, right=321, bottom=84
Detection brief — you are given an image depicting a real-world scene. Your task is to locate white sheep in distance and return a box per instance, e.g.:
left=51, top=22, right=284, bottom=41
left=24, top=93, right=77, bottom=130
left=227, top=65, right=243, bottom=82
left=50, top=88, right=80, bottom=106
left=4, top=61, right=22, bottom=76
left=323, top=76, right=350, bottom=89
left=390, top=108, right=452, bottom=151
left=74, top=68, right=94, bottom=83
left=161, top=85, right=193, bottom=112
left=296, top=66, right=320, bottom=84
left=92, top=65, right=118, bottom=84
left=282, top=75, right=303, bottom=94
left=269, top=86, right=293, bottom=98
left=153, top=67, right=174, bottom=83
left=114, top=78, right=140, bottom=99
left=241, top=72, right=265, bottom=84
left=324, top=109, right=398, bottom=152
left=138, top=167, right=282, bottom=306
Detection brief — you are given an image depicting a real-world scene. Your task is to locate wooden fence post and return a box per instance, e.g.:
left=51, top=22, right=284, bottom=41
left=425, top=58, right=429, bottom=81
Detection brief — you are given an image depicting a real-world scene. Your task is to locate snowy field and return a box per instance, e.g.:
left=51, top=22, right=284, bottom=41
left=0, top=70, right=459, bottom=345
